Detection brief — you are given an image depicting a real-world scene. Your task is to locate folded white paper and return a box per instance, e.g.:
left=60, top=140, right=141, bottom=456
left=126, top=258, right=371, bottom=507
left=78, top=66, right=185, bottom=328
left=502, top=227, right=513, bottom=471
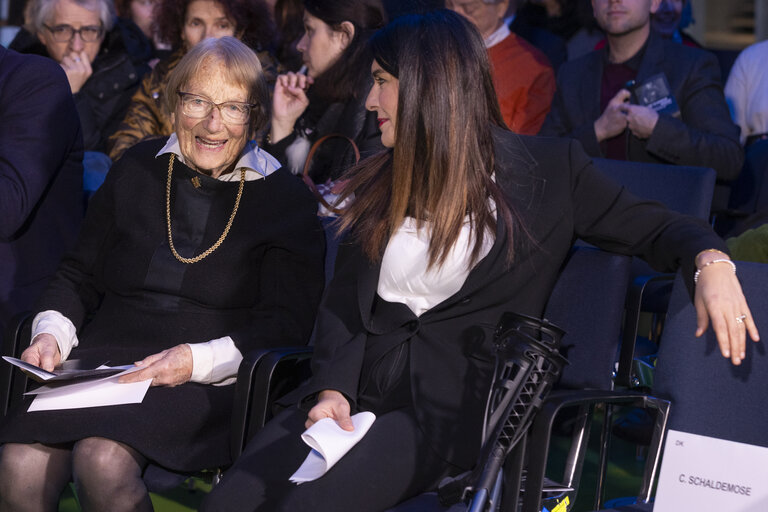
left=26, top=366, right=151, bottom=412
left=289, top=411, right=376, bottom=484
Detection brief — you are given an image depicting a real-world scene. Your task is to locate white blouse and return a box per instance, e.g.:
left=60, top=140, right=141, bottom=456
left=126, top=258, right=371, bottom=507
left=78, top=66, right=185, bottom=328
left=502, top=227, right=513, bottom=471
left=378, top=216, right=494, bottom=316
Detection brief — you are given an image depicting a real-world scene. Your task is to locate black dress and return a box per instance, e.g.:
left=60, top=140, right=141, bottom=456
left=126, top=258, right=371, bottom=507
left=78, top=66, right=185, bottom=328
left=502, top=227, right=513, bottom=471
left=0, top=138, right=326, bottom=472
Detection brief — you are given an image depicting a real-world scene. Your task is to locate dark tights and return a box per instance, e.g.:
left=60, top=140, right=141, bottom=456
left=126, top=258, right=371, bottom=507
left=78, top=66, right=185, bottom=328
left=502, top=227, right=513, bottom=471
left=0, top=438, right=152, bottom=512
left=201, top=406, right=458, bottom=512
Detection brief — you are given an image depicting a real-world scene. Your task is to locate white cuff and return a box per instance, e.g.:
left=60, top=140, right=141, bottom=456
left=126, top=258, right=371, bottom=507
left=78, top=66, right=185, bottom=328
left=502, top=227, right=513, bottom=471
left=31, top=310, right=79, bottom=361
left=187, top=337, right=243, bottom=386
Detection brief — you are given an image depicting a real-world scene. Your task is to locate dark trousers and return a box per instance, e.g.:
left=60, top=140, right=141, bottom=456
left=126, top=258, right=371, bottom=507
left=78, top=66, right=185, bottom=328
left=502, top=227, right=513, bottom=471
left=201, top=405, right=458, bottom=512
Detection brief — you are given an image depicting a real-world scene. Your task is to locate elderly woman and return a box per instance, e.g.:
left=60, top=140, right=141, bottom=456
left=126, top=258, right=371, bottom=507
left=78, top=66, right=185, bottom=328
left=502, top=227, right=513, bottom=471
left=10, top=0, right=150, bottom=153
left=201, top=11, right=758, bottom=511
left=107, top=0, right=277, bottom=161
left=0, top=37, right=325, bottom=512
left=264, top=0, right=386, bottom=183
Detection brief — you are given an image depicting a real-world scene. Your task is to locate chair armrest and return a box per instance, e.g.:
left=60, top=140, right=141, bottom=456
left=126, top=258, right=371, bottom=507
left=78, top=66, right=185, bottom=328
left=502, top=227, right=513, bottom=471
left=1, top=312, right=32, bottom=417
left=230, top=346, right=314, bottom=460
left=616, top=273, right=675, bottom=388
left=521, top=389, right=670, bottom=512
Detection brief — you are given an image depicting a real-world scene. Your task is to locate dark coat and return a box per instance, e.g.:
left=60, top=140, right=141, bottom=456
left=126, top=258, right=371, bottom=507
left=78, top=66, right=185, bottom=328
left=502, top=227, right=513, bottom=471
left=10, top=20, right=151, bottom=153
left=540, top=31, right=743, bottom=181
left=300, top=127, right=726, bottom=469
left=264, top=81, right=384, bottom=183
left=0, top=47, right=83, bottom=332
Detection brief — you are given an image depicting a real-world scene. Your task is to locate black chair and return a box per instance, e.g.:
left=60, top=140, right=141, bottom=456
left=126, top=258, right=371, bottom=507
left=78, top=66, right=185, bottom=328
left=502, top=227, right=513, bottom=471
left=0, top=311, right=276, bottom=494
left=594, top=260, right=768, bottom=511
left=237, top=246, right=635, bottom=511
left=591, top=158, right=716, bottom=390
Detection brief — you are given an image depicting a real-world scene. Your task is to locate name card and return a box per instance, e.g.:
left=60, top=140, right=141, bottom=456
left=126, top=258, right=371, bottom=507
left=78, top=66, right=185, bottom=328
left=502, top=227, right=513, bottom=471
left=655, top=430, right=768, bottom=510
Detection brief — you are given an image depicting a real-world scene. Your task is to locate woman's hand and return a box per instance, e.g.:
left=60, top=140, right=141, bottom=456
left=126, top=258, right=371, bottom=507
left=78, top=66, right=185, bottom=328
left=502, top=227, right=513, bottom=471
left=118, top=344, right=193, bottom=387
left=306, top=389, right=354, bottom=431
left=60, top=51, right=93, bottom=94
left=270, top=72, right=314, bottom=143
left=694, top=257, right=760, bottom=366
left=21, top=333, right=61, bottom=372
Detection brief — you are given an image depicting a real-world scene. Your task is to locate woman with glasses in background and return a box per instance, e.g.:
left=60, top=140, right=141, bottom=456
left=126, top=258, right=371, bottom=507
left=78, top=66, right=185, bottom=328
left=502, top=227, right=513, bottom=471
left=107, top=0, right=277, bottom=162
left=0, top=37, right=325, bottom=512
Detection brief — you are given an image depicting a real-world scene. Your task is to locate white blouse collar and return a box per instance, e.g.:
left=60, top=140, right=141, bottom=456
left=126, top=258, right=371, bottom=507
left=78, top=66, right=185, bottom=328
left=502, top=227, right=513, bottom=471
left=156, top=133, right=282, bottom=182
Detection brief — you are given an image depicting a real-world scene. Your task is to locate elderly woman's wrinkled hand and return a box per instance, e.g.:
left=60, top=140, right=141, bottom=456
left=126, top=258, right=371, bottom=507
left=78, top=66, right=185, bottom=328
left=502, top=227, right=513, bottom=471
left=119, top=344, right=193, bottom=387
left=21, top=333, right=61, bottom=372
left=60, top=51, right=93, bottom=94
left=694, top=260, right=760, bottom=366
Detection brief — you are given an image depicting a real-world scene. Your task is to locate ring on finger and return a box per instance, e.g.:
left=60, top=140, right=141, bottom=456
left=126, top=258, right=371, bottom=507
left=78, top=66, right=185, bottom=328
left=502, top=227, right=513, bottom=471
left=736, top=314, right=747, bottom=324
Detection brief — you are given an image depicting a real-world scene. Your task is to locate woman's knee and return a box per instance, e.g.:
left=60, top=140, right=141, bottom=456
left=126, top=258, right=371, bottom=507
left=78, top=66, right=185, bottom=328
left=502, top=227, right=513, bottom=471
left=0, top=443, right=72, bottom=509
left=71, top=437, right=145, bottom=483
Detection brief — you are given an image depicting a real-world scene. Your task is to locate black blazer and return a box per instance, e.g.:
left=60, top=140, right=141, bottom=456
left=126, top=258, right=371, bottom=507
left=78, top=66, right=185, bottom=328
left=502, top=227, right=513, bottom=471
left=540, top=31, right=743, bottom=181
left=0, top=47, right=83, bottom=331
left=302, top=127, right=725, bottom=469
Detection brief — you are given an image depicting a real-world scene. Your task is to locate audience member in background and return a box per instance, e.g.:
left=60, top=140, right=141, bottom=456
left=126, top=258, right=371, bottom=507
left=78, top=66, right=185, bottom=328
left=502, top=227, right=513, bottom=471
left=263, top=0, right=386, bottom=183
left=0, top=47, right=83, bottom=343
left=107, top=0, right=277, bottom=161
left=725, top=39, right=768, bottom=149
left=651, top=0, right=699, bottom=47
left=10, top=0, right=151, bottom=154
left=200, top=11, right=756, bottom=511
left=518, top=0, right=603, bottom=61
left=115, top=0, right=173, bottom=64
left=447, top=0, right=555, bottom=134
left=274, top=0, right=305, bottom=71
left=505, top=0, right=567, bottom=71
left=720, top=39, right=768, bottom=236
left=540, top=0, right=742, bottom=182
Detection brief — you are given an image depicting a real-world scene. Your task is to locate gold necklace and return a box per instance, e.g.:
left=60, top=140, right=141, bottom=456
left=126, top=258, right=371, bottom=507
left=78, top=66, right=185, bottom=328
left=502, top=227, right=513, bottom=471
left=165, top=153, right=246, bottom=264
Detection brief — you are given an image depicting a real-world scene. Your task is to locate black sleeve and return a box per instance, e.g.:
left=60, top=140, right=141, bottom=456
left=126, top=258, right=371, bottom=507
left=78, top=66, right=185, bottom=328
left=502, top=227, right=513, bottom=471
left=0, top=55, right=81, bottom=241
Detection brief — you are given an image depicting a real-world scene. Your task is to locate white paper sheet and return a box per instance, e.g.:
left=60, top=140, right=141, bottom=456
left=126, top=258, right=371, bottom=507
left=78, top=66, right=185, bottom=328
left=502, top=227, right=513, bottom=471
left=26, top=366, right=151, bottom=412
left=655, top=429, right=768, bottom=510
left=289, top=412, right=376, bottom=484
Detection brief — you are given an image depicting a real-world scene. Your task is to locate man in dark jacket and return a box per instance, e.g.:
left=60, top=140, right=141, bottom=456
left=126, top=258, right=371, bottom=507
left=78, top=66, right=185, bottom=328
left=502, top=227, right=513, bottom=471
left=540, top=0, right=742, bottom=182
left=11, top=0, right=150, bottom=153
left=0, top=47, right=83, bottom=338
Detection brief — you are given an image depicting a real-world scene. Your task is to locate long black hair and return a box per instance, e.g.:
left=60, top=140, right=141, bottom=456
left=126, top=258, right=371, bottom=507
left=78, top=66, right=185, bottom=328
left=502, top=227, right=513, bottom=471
left=304, top=0, right=386, bottom=102
left=337, top=9, right=517, bottom=268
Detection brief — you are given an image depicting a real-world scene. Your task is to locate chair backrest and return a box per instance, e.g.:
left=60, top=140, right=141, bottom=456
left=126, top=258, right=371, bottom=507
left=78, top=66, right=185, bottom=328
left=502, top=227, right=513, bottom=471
left=653, top=262, right=768, bottom=447
left=544, top=246, right=632, bottom=390
left=592, top=158, right=716, bottom=220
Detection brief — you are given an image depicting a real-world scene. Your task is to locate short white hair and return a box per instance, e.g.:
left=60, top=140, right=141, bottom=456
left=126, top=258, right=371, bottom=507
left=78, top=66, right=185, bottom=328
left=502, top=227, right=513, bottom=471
left=24, top=0, right=116, bottom=36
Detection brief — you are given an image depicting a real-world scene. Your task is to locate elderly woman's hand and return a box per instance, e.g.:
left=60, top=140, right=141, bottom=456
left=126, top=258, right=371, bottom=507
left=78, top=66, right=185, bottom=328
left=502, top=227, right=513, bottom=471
left=60, top=51, right=93, bottom=94
left=694, top=254, right=760, bottom=366
left=306, top=389, right=354, bottom=432
left=21, top=333, right=61, bottom=372
left=119, top=344, right=193, bottom=387
left=270, top=72, right=314, bottom=143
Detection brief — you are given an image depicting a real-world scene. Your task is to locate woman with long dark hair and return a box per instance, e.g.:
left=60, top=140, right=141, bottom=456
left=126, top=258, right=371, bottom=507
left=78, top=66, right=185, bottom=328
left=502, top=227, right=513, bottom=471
left=264, top=0, right=386, bottom=183
left=202, top=10, right=757, bottom=511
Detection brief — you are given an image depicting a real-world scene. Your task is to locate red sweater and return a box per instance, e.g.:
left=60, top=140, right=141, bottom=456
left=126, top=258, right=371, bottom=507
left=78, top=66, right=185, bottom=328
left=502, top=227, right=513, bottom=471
left=487, top=32, right=556, bottom=135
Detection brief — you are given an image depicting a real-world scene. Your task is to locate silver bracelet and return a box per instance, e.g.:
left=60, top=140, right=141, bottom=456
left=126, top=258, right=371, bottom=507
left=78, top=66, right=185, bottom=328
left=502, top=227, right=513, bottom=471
left=693, top=258, right=736, bottom=284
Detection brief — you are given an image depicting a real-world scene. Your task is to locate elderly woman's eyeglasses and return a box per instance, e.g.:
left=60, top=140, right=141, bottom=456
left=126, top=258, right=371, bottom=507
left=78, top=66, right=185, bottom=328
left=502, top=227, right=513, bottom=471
left=43, top=24, right=104, bottom=42
left=178, top=92, right=255, bottom=125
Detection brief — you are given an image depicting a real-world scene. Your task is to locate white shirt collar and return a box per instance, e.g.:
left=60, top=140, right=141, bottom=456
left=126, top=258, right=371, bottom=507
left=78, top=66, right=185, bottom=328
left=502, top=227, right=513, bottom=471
left=156, top=133, right=282, bottom=182
left=485, top=22, right=511, bottom=49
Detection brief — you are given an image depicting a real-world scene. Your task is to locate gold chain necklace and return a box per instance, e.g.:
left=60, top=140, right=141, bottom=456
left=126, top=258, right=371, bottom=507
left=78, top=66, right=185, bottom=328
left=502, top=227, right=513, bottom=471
left=165, top=153, right=245, bottom=264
